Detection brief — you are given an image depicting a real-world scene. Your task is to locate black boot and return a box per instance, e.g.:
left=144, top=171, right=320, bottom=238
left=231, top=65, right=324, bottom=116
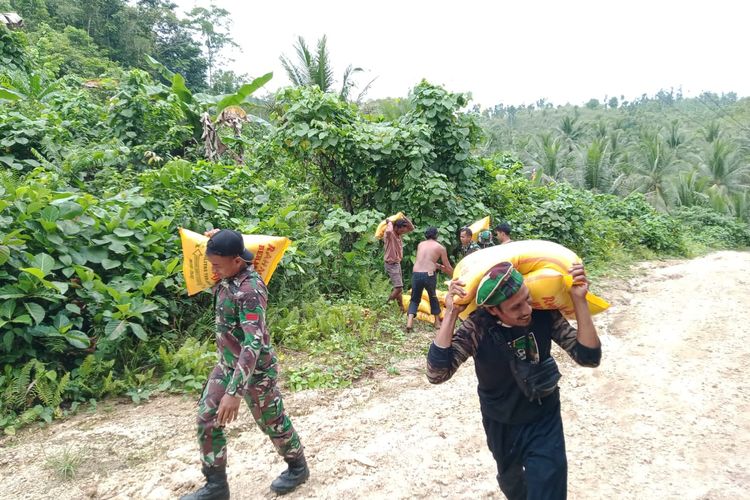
left=180, top=464, right=230, bottom=500
left=270, top=455, right=309, bottom=495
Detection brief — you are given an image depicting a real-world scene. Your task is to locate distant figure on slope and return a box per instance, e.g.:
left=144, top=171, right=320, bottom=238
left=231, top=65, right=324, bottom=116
left=383, top=216, right=415, bottom=312
left=406, top=227, right=453, bottom=332
left=180, top=229, right=309, bottom=500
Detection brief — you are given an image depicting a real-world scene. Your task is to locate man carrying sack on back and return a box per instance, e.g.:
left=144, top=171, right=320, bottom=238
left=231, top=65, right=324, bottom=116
left=426, top=262, right=601, bottom=499
left=181, top=230, right=309, bottom=499
left=383, top=215, right=414, bottom=311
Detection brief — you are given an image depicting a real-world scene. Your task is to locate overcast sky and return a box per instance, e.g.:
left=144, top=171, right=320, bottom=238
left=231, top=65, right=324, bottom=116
left=174, top=0, right=749, bottom=108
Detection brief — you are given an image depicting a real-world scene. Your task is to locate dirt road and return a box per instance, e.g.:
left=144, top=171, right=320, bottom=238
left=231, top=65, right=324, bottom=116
left=1, top=251, right=749, bottom=499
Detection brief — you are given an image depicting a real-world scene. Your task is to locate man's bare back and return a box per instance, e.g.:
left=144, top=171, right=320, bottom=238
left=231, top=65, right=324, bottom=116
left=413, top=240, right=452, bottom=275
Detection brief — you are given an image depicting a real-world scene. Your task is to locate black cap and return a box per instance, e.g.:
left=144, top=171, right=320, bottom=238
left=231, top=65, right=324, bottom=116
left=206, top=229, right=254, bottom=262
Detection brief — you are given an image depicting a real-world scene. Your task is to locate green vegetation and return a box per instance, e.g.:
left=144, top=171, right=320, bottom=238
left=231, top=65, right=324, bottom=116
left=477, top=91, right=750, bottom=221
left=44, top=445, right=88, bottom=480
left=1, top=5, right=748, bottom=434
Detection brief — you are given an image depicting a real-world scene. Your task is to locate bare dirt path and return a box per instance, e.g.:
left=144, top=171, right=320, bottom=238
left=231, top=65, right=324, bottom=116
left=1, top=251, right=749, bottom=500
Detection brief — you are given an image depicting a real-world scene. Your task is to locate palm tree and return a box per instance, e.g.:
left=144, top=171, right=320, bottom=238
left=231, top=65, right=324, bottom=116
left=582, top=138, right=608, bottom=192
left=665, top=120, right=685, bottom=149
left=702, top=121, right=721, bottom=143
left=697, top=138, right=750, bottom=198
left=580, top=138, right=625, bottom=194
left=531, top=133, right=566, bottom=181
left=558, top=114, right=585, bottom=153
left=730, top=191, right=749, bottom=222
left=279, top=35, right=372, bottom=101
left=674, top=169, right=708, bottom=207
left=630, top=132, right=677, bottom=210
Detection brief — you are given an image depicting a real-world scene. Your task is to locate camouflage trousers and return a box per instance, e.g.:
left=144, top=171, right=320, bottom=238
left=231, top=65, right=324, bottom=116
left=196, top=362, right=303, bottom=467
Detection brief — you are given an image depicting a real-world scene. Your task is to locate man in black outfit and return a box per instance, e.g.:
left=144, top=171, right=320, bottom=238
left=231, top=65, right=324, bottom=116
left=426, top=262, right=601, bottom=499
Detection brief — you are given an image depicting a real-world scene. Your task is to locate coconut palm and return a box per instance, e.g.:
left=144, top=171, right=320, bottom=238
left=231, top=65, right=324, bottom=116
left=579, top=137, right=625, bottom=194
left=674, top=169, right=708, bottom=207
left=530, top=133, right=566, bottom=181
left=279, top=35, right=372, bottom=101
left=666, top=119, right=685, bottom=149
left=630, top=132, right=677, bottom=210
left=730, top=191, right=749, bottom=222
left=702, top=121, right=721, bottom=143
left=558, top=114, right=585, bottom=151
left=697, top=138, right=750, bottom=198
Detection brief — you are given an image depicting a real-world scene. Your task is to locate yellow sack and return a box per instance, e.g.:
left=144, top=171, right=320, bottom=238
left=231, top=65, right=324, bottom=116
left=451, top=240, right=610, bottom=320
left=374, top=212, right=405, bottom=240
left=422, top=288, right=447, bottom=305
left=417, top=311, right=443, bottom=324
left=401, top=294, right=445, bottom=323
left=179, top=228, right=291, bottom=296
left=401, top=288, right=448, bottom=315
left=468, top=216, right=491, bottom=241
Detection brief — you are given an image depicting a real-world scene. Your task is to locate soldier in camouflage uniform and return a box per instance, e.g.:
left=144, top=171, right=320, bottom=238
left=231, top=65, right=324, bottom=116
left=477, top=229, right=494, bottom=249
left=457, top=226, right=480, bottom=260
left=181, top=229, right=308, bottom=500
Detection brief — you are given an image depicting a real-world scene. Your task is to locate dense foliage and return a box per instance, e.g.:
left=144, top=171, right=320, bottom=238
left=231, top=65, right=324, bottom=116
left=474, top=90, right=750, bottom=221
left=1, top=14, right=748, bottom=433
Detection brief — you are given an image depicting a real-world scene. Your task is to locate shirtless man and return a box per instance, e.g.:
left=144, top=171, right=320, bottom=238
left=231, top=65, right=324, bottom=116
left=406, top=227, right=453, bottom=331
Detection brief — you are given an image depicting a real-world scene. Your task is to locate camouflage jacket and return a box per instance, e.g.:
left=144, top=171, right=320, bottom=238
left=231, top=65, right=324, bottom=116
left=213, top=266, right=275, bottom=396
left=458, top=242, right=480, bottom=259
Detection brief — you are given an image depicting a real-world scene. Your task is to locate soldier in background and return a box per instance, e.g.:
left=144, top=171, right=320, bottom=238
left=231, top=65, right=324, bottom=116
left=477, top=229, right=494, bottom=249
left=457, top=226, right=480, bottom=259
left=180, top=229, right=308, bottom=499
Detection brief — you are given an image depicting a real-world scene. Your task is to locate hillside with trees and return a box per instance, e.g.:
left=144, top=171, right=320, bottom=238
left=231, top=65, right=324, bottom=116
left=0, top=2, right=748, bottom=433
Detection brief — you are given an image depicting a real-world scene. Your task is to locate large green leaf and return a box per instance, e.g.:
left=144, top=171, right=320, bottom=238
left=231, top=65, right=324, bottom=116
left=63, top=330, right=90, bottom=349
left=215, top=72, right=273, bottom=115
left=20, top=267, right=47, bottom=280
left=171, top=73, right=193, bottom=104
left=24, top=303, right=45, bottom=325
left=0, top=300, right=15, bottom=319
left=145, top=55, right=175, bottom=83
left=141, top=275, right=162, bottom=296
left=200, top=196, right=218, bottom=211
left=102, top=258, right=121, bottom=270
left=0, top=87, right=21, bottom=101
left=0, top=245, right=9, bottom=266
left=32, top=253, right=55, bottom=274
left=129, top=322, right=148, bottom=341
left=105, top=319, right=129, bottom=340
left=11, top=314, right=32, bottom=325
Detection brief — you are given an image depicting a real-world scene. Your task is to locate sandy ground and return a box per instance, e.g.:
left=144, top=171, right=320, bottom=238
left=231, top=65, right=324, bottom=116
left=1, top=251, right=749, bottom=500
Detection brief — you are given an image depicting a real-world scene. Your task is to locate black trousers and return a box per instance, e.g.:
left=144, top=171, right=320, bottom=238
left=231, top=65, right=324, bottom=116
left=482, top=407, right=567, bottom=500
left=408, top=272, right=440, bottom=315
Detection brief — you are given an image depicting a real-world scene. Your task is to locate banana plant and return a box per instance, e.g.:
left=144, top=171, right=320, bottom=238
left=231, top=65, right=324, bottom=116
left=145, top=55, right=272, bottom=140
left=0, top=72, right=60, bottom=103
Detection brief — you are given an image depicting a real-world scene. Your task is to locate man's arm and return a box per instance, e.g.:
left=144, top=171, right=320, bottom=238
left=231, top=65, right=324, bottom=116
left=438, top=246, right=453, bottom=276
left=427, top=280, right=477, bottom=383
left=550, top=264, right=601, bottom=367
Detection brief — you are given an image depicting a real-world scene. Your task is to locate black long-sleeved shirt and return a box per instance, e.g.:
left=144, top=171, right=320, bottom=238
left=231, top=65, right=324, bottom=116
left=427, top=308, right=601, bottom=425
